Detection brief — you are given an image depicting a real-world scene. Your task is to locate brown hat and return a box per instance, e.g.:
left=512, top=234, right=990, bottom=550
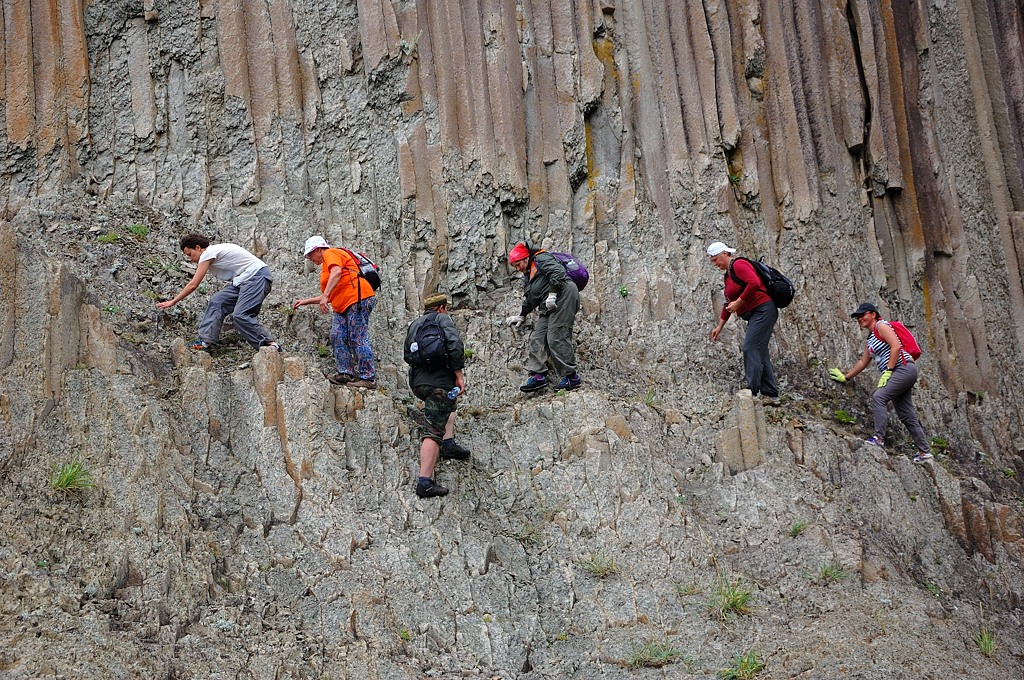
left=423, top=293, right=448, bottom=310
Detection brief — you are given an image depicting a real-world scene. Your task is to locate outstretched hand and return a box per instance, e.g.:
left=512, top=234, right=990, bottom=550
left=828, top=368, right=847, bottom=383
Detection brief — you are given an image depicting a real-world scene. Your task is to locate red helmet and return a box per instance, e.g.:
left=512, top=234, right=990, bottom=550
left=508, top=243, right=530, bottom=263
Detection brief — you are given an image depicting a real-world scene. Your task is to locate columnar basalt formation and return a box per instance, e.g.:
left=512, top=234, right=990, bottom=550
left=2, top=0, right=1024, bottom=677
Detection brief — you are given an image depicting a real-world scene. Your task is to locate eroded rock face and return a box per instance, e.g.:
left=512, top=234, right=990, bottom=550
left=2, top=0, right=1024, bottom=677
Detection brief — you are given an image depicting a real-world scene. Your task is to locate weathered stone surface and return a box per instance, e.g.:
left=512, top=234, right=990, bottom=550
left=2, top=0, right=1024, bottom=678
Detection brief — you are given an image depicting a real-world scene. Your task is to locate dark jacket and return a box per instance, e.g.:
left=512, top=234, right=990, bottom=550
left=520, top=251, right=571, bottom=317
left=405, top=311, right=465, bottom=390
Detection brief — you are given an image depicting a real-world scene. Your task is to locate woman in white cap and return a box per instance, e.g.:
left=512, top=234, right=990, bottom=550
left=707, top=241, right=780, bottom=405
left=292, top=236, right=377, bottom=388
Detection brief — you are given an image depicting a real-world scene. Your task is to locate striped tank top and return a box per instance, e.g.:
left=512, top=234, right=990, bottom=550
left=867, top=321, right=914, bottom=371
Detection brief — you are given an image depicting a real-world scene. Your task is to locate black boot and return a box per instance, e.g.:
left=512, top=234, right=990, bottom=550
left=440, top=439, right=471, bottom=460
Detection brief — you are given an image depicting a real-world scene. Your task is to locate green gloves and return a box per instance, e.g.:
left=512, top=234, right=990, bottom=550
left=828, top=368, right=846, bottom=383
left=878, top=370, right=892, bottom=388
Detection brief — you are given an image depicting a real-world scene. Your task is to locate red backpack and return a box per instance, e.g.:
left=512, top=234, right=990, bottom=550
left=874, top=321, right=922, bottom=361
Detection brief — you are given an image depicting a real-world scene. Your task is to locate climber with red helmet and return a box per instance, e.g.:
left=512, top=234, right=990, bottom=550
left=505, top=242, right=582, bottom=392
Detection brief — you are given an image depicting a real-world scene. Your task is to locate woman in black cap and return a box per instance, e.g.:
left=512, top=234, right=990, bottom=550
left=828, top=303, right=932, bottom=463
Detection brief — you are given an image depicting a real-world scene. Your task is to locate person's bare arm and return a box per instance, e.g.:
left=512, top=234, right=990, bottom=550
left=157, top=260, right=212, bottom=309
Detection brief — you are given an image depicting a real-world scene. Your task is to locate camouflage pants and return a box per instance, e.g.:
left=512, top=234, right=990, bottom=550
left=412, top=384, right=456, bottom=443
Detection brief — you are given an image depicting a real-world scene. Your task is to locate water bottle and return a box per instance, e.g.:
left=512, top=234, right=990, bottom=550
left=446, top=386, right=462, bottom=400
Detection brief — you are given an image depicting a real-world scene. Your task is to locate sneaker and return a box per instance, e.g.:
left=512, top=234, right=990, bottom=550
left=519, top=374, right=548, bottom=392
left=864, top=435, right=885, bottom=448
left=913, top=451, right=934, bottom=464
left=348, top=379, right=377, bottom=390
left=327, top=372, right=355, bottom=385
left=188, top=340, right=209, bottom=351
left=556, top=373, right=583, bottom=390
left=261, top=340, right=282, bottom=352
left=760, top=394, right=782, bottom=407
left=415, top=480, right=449, bottom=498
left=440, top=439, right=471, bottom=460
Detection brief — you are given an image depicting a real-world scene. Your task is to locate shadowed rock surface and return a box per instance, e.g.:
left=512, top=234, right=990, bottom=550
left=1, top=0, right=1023, bottom=677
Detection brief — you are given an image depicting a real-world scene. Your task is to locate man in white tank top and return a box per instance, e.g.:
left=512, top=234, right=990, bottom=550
left=157, top=234, right=280, bottom=353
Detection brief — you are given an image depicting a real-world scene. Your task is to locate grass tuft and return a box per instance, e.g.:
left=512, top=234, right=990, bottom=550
left=709, top=574, right=753, bottom=620
left=973, top=627, right=994, bottom=657
left=625, top=640, right=685, bottom=669
left=578, top=553, right=618, bottom=578
left=834, top=409, right=855, bottom=424
left=812, top=562, right=846, bottom=584
left=50, top=460, right=95, bottom=494
left=788, top=520, right=808, bottom=538
left=127, top=223, right=150, bottom=239
left=718, top=650, right=765, bottom=679
left=97, top=232, right=119, bottom=244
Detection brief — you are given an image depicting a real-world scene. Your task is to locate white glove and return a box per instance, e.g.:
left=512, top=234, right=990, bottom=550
left=545, top=293, right=557, bottom=310
left=505, top=315, right=524, bottom=328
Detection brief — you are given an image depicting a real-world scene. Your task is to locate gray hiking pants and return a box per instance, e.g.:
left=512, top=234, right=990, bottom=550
left=526, top=281, right=580, bottom=377
left=742, top=301, right=779, bottom=398
left=871, top=361, right=929, bottom=451
left=197, top=267, right=274, bottom=349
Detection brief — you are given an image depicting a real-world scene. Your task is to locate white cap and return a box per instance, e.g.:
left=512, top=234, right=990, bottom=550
left=303, top=235, right=329, bottom=257
left=706, top=241, right=736, bottom=257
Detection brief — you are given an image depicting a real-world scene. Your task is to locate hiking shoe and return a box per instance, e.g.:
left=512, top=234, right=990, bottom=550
left=415, top=480, right=449, bottom=498
left=327, top=372, right=355, bottom=385
left=440, top=439, right=471, bottom=460
left=519, top=374, right=548, bottom=392
left=864, top=435, right=885, bottom=448
left=188, top=340, right=209, bottom=351
left=760, top=394, right=782, bottom=407
left=348, top=379, right=377, bottom=390
left=557, top=373, right=583, bottom=390
left=261, top=340, right=282, bottom=352
left=913, top=451, right=934, bottom=464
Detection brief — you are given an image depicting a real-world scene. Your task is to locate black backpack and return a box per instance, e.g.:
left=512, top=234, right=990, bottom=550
left=404, top=312, right=448, bottom=367
left=729, top=256, right=795, bottom=309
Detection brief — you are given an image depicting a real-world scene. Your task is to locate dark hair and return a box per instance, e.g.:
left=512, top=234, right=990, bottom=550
left=179, top=233, right=211, bottom=251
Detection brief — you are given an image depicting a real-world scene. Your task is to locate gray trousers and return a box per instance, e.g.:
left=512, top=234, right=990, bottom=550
left=871, top=361, right=929, bottom=451
left=197, top=267, right=274, bottom=349
left=742, top=301, right=779, bottom=398
left=526, top=282, right=580, bottom=377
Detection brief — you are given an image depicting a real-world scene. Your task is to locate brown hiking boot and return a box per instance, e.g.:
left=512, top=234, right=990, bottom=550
left=348, top=379, right=377, bottom=390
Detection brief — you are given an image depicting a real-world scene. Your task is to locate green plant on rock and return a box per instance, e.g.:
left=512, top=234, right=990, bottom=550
left=718, top=650, right=765, bottom=679
left=929, top=435, right=948, bottom=453
left=618, top=285, right=629, bottom=298
left=102, top=304, right=119, bottom=314
left=463, top=348, right=475, bottom=359
left=834, top=409, right=855, bottom=424
left=97, top=232, right=119, bottom=244
left=788, top=520, right=808, bottom=538
left=127, top=223, right=150, bottom=239
left=675, top=580, right=700, bottom=597
left=643, top=387, right=658, bottom=406
left=315, top=343, right=331, bottom=358
left=925, top=582, right=941, bottom=598
left=973, top=627, right=994, bottom=657
left=625, top=640, right=686, bottom=669
left=709, top=574, right=752, bottom=620
left=813, top=562, right=846, bottom=584
left=50, top=460, right=95, bottom=494
left=398, top=628, right=412, bottom=641
left=578, top=553, right=618, bottom=578
left=1002, top=468, right=1016, bottom=478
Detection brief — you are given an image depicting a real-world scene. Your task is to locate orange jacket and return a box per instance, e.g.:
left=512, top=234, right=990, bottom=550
left=321, top=248, right=376, bottom=313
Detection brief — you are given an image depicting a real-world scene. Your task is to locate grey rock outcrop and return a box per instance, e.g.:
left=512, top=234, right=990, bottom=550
left=2, top=0, right=1024, bottom=677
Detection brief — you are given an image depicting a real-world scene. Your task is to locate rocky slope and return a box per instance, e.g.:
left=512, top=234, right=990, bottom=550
left=2, top=0, right=1024, bottom=678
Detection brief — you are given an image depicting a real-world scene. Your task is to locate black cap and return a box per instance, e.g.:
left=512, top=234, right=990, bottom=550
left=851, top=302, right=879, bottom=318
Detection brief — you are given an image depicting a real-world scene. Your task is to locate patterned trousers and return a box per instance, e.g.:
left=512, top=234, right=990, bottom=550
left=331, top=297, right=376, bottom=379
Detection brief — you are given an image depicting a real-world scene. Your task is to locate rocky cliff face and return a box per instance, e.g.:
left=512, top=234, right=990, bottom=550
left=2, top=0, right=1023, bottom=678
